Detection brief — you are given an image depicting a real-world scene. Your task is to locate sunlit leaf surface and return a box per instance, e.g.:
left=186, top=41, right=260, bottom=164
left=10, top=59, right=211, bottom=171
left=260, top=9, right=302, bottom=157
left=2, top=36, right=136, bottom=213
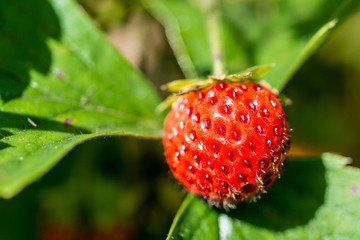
left=0, top=0, right=163, bottom=198
left=167, top=153, right=360, bottom=240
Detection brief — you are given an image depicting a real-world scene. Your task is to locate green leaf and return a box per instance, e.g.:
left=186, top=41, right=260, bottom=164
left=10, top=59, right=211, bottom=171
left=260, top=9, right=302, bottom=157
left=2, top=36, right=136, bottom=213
left=278, top=19, right=337, bottom=90
left=167, top=153, right=360, bottom=240
left=144, top=0, right=360, bottom=91
left=234, top=64, right=274, bottom=80
left=162, top=78, right=213, bottom=93
left=0, top=0, right=162, bottom=198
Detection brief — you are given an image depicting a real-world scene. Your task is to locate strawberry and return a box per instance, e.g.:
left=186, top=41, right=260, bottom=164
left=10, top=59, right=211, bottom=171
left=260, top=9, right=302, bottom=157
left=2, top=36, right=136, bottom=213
left=163, top=80, right=290, bottom=207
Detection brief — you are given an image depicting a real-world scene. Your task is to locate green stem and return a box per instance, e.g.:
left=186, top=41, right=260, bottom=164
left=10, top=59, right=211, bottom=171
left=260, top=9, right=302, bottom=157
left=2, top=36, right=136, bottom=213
left=207, top=1, right=225, bottom=77
left=166, top=194, right=195, bottom=240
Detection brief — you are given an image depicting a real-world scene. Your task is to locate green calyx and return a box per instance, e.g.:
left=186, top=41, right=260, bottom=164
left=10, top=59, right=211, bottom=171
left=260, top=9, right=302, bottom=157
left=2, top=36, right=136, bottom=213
left=157, top=64, right=274, bottom=112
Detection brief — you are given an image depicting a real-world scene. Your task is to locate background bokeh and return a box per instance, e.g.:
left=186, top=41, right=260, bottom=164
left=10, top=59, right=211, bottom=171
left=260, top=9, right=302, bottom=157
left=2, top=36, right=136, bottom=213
left=0, top=0, right=359, bottom=239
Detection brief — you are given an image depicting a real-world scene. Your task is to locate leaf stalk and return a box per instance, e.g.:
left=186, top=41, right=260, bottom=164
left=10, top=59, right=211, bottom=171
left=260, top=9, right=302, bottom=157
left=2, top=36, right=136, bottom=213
left=207, top=0, right=225, bottom=77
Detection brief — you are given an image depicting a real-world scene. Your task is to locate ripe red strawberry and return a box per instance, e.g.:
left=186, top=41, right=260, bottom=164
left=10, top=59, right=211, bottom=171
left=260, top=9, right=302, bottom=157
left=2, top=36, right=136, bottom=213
left=163, top=80, right=290, bottom=206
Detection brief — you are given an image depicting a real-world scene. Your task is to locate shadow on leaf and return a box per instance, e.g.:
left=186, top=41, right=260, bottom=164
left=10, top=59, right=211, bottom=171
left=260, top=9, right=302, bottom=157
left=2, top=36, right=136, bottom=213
left=0, top=142, right=11, bottom=151
left=225, top=156, right=326, bottom=231
left=0, top=0, right=61, bottom=102
left=0, top=129, right=12, bottom=138
left=0, top=112, right=90, bottom=135
left=0, top=127, right=14, bottom=150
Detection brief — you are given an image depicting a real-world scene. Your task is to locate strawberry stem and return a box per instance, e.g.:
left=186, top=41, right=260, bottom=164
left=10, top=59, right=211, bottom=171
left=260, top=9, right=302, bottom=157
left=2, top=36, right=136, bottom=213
left=207, top=0, right=225, bottom=77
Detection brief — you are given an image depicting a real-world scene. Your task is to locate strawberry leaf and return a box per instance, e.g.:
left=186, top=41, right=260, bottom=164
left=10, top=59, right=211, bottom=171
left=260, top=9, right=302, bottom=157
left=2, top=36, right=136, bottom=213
left=0, top=0, right=162, bottom=198
left=144, top=0, right=360, bottom=91
left=166, top=153, right=360, bottom=240
left=234, top=64, right=274, bottom=81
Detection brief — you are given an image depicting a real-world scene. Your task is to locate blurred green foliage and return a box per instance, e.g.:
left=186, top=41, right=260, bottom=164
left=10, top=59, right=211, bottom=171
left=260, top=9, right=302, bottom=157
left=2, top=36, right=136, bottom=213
left=144, top=0, right=359, bottom=91
left=0, top=137, right=184, bottom=239
left=78, top=0, right=143, bottom=28
left=284, top=11, right=360, bottom=165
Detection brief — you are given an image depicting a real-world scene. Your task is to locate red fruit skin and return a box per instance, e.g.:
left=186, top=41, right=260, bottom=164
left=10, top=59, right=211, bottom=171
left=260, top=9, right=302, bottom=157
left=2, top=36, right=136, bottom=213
left=163, top=81, right=290, bottom=206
